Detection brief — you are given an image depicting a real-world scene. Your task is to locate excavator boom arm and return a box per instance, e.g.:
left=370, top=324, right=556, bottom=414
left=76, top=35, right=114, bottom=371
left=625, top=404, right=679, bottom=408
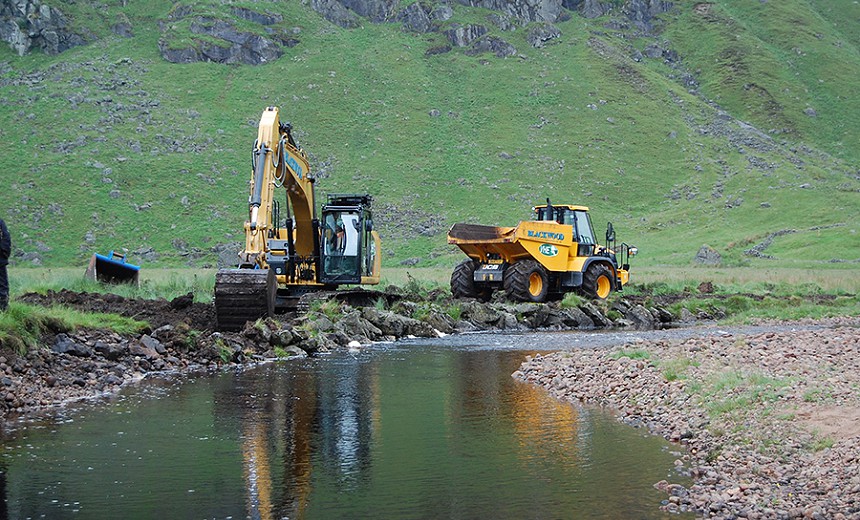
left=244, top=107, right=316, bottom=263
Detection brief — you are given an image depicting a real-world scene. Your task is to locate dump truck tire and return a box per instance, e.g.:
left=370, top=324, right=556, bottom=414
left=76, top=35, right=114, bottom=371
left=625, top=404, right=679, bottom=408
left=451, top=259, right=493, bottom=301
left=581, top=264, right=614, bottom=300
left=451, top=260, right=479, bottom=299
left=504, top=260, right=549, bottom=303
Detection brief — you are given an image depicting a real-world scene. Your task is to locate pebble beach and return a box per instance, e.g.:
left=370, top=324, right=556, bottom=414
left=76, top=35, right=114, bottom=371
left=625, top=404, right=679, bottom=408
left=514, top=317, right=860, bottom=519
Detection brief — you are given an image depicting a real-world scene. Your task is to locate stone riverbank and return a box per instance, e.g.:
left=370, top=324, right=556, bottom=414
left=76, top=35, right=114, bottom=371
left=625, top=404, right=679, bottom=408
left=514, top=316, right=860, bottom=519
left=1, top=287, right=693, bottom=418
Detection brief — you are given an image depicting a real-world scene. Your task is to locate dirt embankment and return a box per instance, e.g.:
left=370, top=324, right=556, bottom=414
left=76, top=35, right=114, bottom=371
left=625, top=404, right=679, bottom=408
left=514, top=316, right=860, bottom=519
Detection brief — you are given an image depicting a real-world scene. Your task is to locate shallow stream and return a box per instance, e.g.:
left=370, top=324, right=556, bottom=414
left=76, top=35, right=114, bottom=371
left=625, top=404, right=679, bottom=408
left=0, top=327, right=781, bottom=519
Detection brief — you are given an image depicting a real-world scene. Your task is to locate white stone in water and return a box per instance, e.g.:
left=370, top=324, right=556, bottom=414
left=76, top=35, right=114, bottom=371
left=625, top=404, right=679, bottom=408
left=347, top=340, right=362, bottom=351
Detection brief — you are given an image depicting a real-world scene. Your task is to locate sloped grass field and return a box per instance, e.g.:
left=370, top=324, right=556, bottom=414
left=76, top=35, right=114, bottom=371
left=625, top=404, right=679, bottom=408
left=0, top=0, right=857, bottom=273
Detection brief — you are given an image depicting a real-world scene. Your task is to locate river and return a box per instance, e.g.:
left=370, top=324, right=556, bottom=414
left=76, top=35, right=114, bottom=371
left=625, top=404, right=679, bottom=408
left=0, top=330, right=703, bottom=519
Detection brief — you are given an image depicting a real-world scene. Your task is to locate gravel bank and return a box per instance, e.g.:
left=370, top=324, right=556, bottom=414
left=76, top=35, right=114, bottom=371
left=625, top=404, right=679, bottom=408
left=514, top=316, right=860, bottom=519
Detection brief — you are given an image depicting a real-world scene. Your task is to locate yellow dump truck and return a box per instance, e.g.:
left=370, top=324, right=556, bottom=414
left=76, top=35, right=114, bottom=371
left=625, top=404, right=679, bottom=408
left=447, top=200, right=636, bottom=302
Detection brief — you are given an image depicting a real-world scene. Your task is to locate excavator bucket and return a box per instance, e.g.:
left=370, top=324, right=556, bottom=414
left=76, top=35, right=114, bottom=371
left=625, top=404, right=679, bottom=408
left=85, top=251, right=140, bottom=287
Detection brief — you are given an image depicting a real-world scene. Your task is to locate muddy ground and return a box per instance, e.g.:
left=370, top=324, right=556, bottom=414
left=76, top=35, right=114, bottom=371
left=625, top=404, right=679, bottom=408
left=18, top=289, right=217, bottom=331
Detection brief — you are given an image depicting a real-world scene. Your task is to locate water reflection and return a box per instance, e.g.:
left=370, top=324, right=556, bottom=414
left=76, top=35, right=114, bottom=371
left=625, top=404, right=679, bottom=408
left=0, top=343, right=689, bottom=519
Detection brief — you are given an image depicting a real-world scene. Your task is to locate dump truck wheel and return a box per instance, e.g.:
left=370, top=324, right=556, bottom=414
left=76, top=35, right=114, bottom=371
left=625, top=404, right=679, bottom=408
left=581, top=264, right=614, bottom=300
left=504, top=260, right=549, bottom=303
left=451, top=260, right=487, bottom=300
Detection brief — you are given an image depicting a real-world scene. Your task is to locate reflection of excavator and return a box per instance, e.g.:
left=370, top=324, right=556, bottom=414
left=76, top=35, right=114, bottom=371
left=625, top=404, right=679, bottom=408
left=215, top=107, right=382, bottom=331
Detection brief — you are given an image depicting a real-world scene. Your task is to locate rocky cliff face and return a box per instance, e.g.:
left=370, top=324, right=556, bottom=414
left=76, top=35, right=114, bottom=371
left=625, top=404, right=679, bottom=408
left=1, top=0, right=674, bottom=63
left=307, top=0, right=673, bottom=59
left=312, top=0, right=672, bottom=29
left=0, top=0, right=87, bottom=56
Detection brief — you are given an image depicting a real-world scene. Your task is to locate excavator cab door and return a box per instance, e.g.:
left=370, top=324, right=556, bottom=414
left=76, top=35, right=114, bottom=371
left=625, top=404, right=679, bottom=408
left=320, top=206, right=371, bottom=284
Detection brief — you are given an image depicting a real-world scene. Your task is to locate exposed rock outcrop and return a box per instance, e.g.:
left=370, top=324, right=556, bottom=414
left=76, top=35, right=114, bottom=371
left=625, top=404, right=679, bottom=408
left=693, top=244, right=721, bottom=266
left=455, top=0, right=562, bottom=23
left=396, top=2, right=453, bottom=33
left=158, top=4, right=293, bottom=65
left=527, top=22, right=561, bottom=48
left=311, top=0, right=362, bottom=28
left=445, top=24, right=488, bottom=47
left=0, top=0, right=87, bottom=56
left=465, top=36, right=517, bottom=57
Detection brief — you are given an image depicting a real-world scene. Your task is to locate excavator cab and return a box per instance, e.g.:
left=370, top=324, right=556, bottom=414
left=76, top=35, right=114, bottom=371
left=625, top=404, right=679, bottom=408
left=319, top=194, right=377, bottom=285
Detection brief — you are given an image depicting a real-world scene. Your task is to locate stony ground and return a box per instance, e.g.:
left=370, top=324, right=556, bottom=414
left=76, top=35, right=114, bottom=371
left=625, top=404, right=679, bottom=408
left=514, top=316, right=860, bottom=519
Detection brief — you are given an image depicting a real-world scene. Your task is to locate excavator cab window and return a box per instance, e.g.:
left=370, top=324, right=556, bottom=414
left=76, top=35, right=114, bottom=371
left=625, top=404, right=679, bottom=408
left=321, top=208, right=372, bottom=283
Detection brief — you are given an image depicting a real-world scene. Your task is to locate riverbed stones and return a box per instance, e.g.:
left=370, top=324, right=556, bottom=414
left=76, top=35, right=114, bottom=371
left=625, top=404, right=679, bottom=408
left=515, top=317, right=860, bottom=517
left=52, top=333, right=93, bottom=357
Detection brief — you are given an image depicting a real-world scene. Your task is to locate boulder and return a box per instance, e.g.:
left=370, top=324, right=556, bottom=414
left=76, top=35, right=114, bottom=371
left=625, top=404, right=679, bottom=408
left=560, top=307, right=595, bottom=329
left=497, top=311, right=521, bottom=330
left=362, top=308, right=435, bottom=338
left=51, top=334, right=93, bottom=358
left=129, top=341, right=160, bottom=360
left=94, top=340, right=125, bottom=361
left=625, top=304, right=657, bottom=330
left=445, top=24, right=488, bottom=47
left=336, top=310, right=384, bottom=343
left=459, top=301, right=501, bottom=327
left=275, top=345, right=308, bottom=358
left=527, top=23, right=561, bottom=48
left=423, top=311, right=456, bottom=334
left=140, top=334, right=167, bottom=355
left=694, top=245, right=721, bottom=266
left=466, top=36, right=517, bottom=57
left=578, top=302, right=612, bottom=328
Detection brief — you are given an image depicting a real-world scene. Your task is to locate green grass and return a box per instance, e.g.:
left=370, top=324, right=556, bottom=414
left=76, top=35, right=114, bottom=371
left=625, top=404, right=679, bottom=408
left=610, top=348, right=651, bottom=360
left=699, top=369, right=792, bottom=417
left=0, top=301, right=147, bottom=355
left=658, top=357, right=698, bottom=382
left=0, top=1, right=857, bottom=272
left=9, top=268, right=216, bottom=303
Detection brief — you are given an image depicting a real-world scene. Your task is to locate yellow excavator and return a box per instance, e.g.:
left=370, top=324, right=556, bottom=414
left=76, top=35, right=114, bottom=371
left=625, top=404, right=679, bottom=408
left=447, top=200, right=636, bottom=302
left=215, top=107, right=381, bottom=331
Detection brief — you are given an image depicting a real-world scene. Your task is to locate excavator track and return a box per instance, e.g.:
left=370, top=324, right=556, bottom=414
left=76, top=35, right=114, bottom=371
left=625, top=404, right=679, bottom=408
left=214, top=269, right=275, bottom=332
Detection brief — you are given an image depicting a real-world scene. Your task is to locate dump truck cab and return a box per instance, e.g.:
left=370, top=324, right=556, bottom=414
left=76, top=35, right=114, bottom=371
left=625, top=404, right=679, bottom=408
left=447, top=201, right=636, bottom=303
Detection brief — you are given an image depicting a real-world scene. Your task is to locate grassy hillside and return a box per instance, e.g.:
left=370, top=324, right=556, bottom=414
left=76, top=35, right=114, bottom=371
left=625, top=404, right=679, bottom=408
left=0, top=0, right=858, bottom=274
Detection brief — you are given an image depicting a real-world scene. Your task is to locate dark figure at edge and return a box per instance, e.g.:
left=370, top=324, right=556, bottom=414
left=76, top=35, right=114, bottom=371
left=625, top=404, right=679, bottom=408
left=0, top=219, right=9, bottom=311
